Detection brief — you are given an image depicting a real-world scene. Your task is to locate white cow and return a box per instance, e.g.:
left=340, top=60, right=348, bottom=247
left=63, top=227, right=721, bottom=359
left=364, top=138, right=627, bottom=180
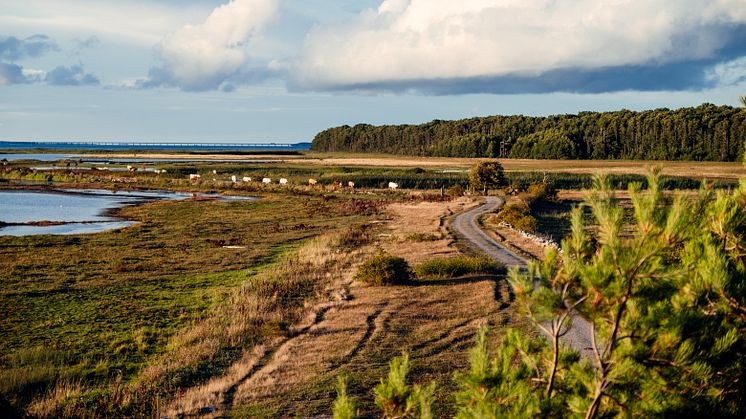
left=189, top=174, right=201, bottom=181
left=243, top=176, right=252, bottom=182
left=262, top=178, right=271, bottom=184
left=308, top=178, right=317, bottom=185
left=347, top=181, right=355, bottom=188
left=279, top=178, right=288, bottom=185
left=212, top=170, right=218, bottom=175
left=388, top=182, right=399, bottom=190
left=231, top=175, right=237, bottom=183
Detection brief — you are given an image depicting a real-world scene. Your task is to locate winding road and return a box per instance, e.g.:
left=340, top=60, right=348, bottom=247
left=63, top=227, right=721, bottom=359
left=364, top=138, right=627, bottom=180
left=452, top=196, right=595, bottom=358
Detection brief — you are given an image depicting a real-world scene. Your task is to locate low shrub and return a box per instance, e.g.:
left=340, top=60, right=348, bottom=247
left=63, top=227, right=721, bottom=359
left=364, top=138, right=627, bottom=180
left=406, top=232, right=439, bottom=242
left=354, top=253, right=411, bottom=285
left=415, top=255, right=505, bottom=279
left=496, top=208, right=537, bottom=232
left=446, top=184, right=464, bottom=197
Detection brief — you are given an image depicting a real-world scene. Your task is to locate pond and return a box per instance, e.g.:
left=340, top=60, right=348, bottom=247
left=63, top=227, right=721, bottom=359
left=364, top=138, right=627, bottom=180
left=0, top=189, right=255, bottom=236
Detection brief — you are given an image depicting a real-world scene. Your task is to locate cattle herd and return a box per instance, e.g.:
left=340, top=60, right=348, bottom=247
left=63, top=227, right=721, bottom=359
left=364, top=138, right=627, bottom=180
left=185, top=173, right=401, bottom=190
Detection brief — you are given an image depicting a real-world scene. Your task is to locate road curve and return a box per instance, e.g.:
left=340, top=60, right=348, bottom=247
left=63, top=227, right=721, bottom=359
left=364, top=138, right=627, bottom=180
left=452, top=196, right=595, bottom=359
left=451, top=196, right=528, bottom=268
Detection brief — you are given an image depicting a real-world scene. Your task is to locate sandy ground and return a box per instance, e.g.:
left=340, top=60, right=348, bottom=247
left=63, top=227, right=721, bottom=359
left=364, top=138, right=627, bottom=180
left=80, top=153, right=745, bottom=179
left=165, top=196, right=526, bottom=417
left=380, top=197, right=475, bottom=265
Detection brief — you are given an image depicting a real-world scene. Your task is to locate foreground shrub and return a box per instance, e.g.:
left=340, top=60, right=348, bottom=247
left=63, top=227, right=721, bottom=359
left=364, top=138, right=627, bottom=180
left=373, top=353, right=435, bottom=419
left=354, top=253, right=411, bottom=286
left=332, top=376, right=357, bottom=419
left=415, top=255, right=505, bottom=279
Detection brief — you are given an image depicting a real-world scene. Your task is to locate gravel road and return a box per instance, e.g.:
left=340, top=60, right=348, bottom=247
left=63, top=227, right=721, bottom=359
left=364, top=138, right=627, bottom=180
left=452, top=196, right=596, bottom=359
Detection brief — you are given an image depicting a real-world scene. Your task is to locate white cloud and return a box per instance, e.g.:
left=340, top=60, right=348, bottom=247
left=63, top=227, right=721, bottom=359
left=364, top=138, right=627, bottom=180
left=0, top=1, right=215, bottom=45
left=706, top=56, right=746, bottom=86
left=292, top=0, right=746, bottom=90
left=21, top=67, right=45, bottom=82
left=147, top=0, right=279, bottom=90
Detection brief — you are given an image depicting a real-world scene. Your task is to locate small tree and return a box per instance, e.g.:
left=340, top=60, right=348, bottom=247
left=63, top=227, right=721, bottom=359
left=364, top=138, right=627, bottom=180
left=469, top=161, right=505, bottom=195
left=510, top=169, right=746, bottom=417
left=374, top=353, right=435, bottom=419
left=333, top=376, right=357, bottom=419
left=740, top=94, right=746, bottom=108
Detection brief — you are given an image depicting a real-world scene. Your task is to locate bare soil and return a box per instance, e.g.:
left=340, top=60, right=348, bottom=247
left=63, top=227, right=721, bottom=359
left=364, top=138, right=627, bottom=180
left=165, top=197, right=529, bottom=417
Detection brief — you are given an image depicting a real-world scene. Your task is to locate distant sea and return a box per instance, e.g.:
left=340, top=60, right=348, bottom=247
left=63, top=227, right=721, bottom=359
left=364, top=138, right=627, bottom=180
left=0, top=141, right=312, bottom=151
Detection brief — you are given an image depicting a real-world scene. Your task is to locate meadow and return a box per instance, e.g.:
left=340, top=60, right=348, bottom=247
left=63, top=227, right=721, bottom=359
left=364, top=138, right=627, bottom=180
left=0, top=177, right=382, bottom=416
left=1, top=153, right=744, bottom=417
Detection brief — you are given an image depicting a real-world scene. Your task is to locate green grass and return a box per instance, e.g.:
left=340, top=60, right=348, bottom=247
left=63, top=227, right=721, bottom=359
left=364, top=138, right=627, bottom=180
left=415, top=256, right=505, bottom=279
left=0, top=191, right=379, bottom=415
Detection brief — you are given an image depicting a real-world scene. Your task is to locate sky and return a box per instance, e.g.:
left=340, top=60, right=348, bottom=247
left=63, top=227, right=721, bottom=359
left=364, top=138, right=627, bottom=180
left=1, top=0, right=745, bottom=143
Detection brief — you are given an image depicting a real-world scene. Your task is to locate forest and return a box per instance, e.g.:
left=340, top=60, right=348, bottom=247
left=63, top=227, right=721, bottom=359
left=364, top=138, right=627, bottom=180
left=311, top=104, right=746, bottom=161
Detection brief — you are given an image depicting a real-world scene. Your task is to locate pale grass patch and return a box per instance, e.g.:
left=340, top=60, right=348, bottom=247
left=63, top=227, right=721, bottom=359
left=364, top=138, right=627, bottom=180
left=164, top=344, right=271, bottom=418
left=27, top=379, right=83, bottom=418
left=143, top=226, right=371, bottom=416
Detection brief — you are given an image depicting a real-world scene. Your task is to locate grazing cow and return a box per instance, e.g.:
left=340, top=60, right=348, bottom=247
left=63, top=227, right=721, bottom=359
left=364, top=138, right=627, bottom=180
left=212, top=170, right=218, bottom=175
left=189, top=174, right=201, bottom=181
left=347, top=181, right=355, bottom=188
left=332, top=181, right=342, bottom=188
left=262, top=177, right=271, bottom=184
left=308, top=178, right=317, bottom=185
left=231, top=175, right=237, bottom=183
left=160, top=169, right=167, bottom=174
left=243, top=176, right=252, bottom=182
left=279, top=178, right=288, bottom=185
left=127, top=165, right=137, bottom=172
left=388, top=182, right=399, bottom=190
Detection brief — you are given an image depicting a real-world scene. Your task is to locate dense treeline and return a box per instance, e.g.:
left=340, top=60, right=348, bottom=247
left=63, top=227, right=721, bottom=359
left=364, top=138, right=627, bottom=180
left=312, top=104, right=746, bottom=161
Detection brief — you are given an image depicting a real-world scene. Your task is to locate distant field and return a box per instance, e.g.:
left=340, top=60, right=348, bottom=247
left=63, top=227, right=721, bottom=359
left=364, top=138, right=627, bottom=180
left=62, top=151, right=746, bottom=179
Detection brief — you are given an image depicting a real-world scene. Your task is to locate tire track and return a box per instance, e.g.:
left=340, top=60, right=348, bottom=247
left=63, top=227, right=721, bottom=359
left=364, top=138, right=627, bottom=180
left=221, top=303, right=336, bottom=411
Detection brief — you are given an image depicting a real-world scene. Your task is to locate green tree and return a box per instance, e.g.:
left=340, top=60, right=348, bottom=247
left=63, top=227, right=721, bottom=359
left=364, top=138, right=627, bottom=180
left=740, top=94, right=746, bottom=108
left=509, top=169, right=746, bottom=417
left=333, top=376, right=357, bottom=419
left=373, top=353, right=435, bottom=419
left=469, top=161, right=505, bottom=195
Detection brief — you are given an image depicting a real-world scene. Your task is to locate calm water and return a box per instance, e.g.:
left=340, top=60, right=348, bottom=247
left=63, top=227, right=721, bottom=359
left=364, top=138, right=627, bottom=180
left=0, top=189, right=254, bottom=236
left=1, top=153, right=72, bottom=162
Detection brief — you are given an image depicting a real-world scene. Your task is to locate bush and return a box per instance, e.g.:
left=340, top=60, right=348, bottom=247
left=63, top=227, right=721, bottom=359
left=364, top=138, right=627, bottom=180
left=496, top=208, right=537, bottom=232
left=354, top=253, right=411, bottom=285
left=446, top=184, right=464, bottom=197
left=406, top=232, right=439, bottom=242
left=415, top=255, right=505, bottom=279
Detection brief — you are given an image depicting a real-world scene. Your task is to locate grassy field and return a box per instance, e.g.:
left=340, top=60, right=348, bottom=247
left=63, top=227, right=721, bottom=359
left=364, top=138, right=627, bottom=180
left=2, top=152, right=742, bottom=416
left=0, top=188, right=381, bottom=416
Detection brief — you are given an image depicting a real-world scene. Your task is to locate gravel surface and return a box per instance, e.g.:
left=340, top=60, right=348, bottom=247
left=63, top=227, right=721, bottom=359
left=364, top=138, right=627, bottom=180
left=452, top=196, right=596, bottom=359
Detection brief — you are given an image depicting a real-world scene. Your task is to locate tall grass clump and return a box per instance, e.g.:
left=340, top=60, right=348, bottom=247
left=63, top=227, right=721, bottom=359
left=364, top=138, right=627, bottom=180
left=332, top=376, right=357, bottom=419
left=415, top=255, right=505, bottom=279
left=354, top=253, right=411, bottom=286
left=373, top=353, right=435, bottom=419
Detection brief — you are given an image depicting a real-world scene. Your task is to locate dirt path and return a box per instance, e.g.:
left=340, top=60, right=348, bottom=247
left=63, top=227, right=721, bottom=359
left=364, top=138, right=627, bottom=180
left=451, top=196, right=595, bottom=359
left=164, top=197, right=530, bottom=417
left=229, top=279, right=518, bottom=416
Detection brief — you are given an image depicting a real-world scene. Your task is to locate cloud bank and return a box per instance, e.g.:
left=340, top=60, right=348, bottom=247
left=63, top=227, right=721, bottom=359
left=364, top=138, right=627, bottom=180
left=0, top=34, right=58, bottom=61
left=0, top=33, right=100, bottom=86
left=289, top=0, right=746, bottom=93
left=142, top=0, right=279, bottom=91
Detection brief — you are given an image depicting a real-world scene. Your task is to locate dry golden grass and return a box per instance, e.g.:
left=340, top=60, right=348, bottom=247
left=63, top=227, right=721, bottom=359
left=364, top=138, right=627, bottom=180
left=380, top=197, right=476, bottom=266
left=161, top=230, right=369, bottom=417
left=74, top=152, right=745, bottom=179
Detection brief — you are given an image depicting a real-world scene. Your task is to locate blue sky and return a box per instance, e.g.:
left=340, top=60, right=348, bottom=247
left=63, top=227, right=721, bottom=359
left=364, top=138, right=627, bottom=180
left=1, top=0, right=745, bottom=143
